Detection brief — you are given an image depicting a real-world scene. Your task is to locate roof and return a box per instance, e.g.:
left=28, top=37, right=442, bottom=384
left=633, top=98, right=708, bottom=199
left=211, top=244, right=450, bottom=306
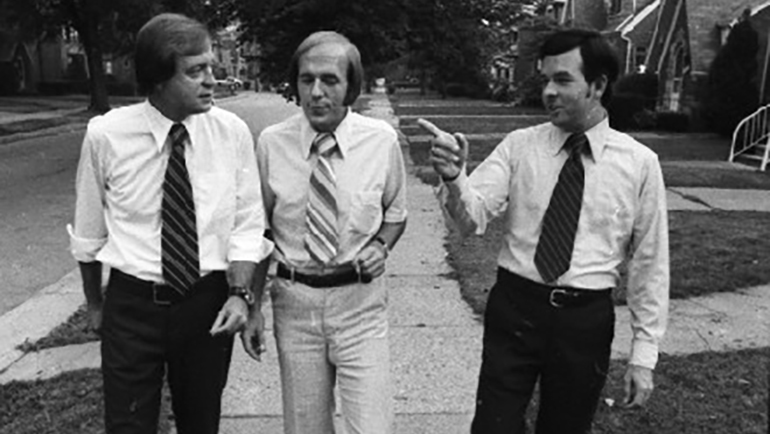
left=616, top=0, right=662, bottom=35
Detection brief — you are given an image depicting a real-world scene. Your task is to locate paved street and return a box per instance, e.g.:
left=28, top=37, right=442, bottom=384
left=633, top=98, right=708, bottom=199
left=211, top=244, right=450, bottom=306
left=0, top=92, right=299, bottom=316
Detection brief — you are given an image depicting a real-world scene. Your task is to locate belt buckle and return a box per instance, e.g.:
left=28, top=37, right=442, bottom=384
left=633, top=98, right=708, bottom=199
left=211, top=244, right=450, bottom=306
left=549, top=288, right=570, bottom=308
left=152, top=283, right=172, bottom=306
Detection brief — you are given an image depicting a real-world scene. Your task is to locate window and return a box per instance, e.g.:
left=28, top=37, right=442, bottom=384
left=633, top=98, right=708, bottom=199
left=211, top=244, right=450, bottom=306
left=635, top=46, right=647, bottom=72
left=610, top=0, right=622, bottom=15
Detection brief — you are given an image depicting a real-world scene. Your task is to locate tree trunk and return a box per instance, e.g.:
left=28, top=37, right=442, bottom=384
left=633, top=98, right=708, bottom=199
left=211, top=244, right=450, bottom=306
left=83, top=37, right=110, bottom=112
left=76, top=0, right=110, bottom=112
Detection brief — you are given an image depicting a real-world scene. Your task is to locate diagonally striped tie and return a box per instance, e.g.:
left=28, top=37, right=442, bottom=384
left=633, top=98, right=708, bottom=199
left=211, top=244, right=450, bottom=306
left=305, top=132, right=339, bottom=264
left=534, top=132, right=589, bottom=283
left=161, top=124, right=199, bottom=295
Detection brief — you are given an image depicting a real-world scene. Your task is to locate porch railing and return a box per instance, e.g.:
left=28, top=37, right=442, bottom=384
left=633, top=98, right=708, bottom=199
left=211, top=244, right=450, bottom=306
left=729, top=103, right=770, bottom=171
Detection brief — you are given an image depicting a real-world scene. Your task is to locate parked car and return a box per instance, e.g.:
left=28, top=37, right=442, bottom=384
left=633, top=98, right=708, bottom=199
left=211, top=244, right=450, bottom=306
left=215, top=76, right=243, bottom=92
left=224, top=76, right=243, bottom=88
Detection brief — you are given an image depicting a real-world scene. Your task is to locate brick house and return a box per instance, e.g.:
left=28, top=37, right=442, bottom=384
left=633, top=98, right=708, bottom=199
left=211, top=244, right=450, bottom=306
left=561, top=0, right=770, bottom=117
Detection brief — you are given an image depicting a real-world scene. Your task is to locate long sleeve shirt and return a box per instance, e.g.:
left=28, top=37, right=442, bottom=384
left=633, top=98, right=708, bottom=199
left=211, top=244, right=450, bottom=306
left=256, top=110, right=407, bottom=270
left=68, top=101, right=273, bottom=283
left=439, top=118, right=669, bottom=369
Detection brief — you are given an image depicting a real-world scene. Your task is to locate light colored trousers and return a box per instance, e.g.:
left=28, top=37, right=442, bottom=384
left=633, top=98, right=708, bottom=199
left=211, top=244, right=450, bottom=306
left=270, top=276, right=393, bottom=434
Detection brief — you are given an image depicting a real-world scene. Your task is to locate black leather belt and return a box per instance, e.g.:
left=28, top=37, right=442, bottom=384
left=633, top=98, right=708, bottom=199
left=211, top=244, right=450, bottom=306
left=110, top=268, right=188, bottom=305
left=497, top=267, right=611, bottom=308
left=276, top=262, right=371, bottom=288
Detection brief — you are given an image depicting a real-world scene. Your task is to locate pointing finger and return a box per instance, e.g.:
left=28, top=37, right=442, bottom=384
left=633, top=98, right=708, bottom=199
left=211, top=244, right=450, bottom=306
left=416, top=118, right=446, bottom=137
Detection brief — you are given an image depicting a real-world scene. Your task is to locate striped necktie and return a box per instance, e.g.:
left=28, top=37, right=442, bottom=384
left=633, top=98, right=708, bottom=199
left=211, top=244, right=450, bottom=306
left=161, top=124, right=199, bottom=295
left=534, top=132, right=589, bottom=283
left=305, top=132, right=339, bottom=264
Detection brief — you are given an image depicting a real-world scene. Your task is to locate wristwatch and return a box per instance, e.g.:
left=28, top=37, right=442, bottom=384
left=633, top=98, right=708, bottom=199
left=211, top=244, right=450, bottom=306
left=229, top=286, right=255, bottom=306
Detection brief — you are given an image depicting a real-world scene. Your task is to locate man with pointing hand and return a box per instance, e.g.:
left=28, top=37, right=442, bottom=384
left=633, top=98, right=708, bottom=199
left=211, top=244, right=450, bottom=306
left=419, top=29, right=669, bottom=434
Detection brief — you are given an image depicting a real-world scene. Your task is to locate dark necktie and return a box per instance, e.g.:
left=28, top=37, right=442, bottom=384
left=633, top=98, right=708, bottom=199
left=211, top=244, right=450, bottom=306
left=534, top=132, right=589, bottom=283
left=161, top=124, right=199, bottom=294
left=305, top=132, right=339, bottom=264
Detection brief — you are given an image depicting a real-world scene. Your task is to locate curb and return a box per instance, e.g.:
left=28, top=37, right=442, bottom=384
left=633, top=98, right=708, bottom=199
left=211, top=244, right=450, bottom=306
left=0, top=121, right=89, bottom=146
left=0, top=270, right=84, bottom=374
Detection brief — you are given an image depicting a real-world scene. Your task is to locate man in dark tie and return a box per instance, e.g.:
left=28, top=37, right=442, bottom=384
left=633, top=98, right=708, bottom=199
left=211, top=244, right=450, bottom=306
left=68, top=13, right=273, bottom=434
left=419, top=28, right=669, bottom=434
left=242, top=31, right=408, bottom=434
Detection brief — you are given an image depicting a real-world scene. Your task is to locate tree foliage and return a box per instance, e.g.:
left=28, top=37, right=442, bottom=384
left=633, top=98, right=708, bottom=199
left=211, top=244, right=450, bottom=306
left=234, top=0, right=541, bottom=95
left=233, top=0, right=410, bottom=88
left=703, top=15, right=760, bottom=136
left=0, top=0, right=235, bottom=111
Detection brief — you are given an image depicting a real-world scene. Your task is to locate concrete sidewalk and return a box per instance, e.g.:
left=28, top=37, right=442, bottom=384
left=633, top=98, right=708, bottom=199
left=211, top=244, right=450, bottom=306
left=1, top=91, right=769, bottom=433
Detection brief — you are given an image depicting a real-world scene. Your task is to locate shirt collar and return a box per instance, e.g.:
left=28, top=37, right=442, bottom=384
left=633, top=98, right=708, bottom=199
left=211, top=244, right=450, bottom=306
left=301, top=108, right=352, bottom=159
left=550, top=117, right=610, bottom=162
left=143, top=100, right=197, bottom=152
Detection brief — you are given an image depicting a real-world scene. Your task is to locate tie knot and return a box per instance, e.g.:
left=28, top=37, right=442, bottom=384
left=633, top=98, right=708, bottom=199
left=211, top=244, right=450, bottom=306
left=564, top=132, right=589, bottom=158
left=170, top=124, right=188, bottom=150
left=313, top=132, right=337, bottom=157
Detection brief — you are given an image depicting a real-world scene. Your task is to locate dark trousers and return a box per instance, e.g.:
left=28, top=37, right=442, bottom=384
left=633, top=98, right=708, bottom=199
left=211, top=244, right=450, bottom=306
left=101, top=270, right=234, bottom=434
left=470, top=269, right=615, bottom=434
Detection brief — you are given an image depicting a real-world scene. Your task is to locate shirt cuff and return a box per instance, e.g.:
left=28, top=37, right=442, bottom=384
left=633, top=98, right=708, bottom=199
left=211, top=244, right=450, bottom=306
left=67, top=224, right=107, bottom=263
left=630, top=339, right=659, bottom=370
left=228, top=236, right=274, bottom=264
left=383, top=209, right=408, bottom=223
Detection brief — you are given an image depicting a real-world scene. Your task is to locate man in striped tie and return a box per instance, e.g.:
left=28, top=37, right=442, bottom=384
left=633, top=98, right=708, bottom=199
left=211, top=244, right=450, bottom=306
left=420, top=29, right=669, bottom=434
left=244, top=31, right=408, bottom=434
left=68, top=14, right=273, bottom=434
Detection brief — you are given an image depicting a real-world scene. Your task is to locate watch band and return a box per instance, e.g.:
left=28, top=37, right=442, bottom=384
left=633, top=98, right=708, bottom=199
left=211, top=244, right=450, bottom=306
left=229, top=286, right=255, bottom=306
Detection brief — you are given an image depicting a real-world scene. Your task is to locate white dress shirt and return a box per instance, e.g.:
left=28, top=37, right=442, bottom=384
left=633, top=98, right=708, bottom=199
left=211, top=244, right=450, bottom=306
left=68, top=101, right=273, bottom=282
left=439, top=118, right=669, bottom=369
left=256, top=110, right=407, bottom=270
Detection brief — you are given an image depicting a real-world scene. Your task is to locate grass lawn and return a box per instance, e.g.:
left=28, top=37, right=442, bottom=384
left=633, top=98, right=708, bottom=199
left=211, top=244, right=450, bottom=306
left=17, top=304, right=99, bottom=352
left=582, top=348, right=767, bottom=434
left=0, top=369, right=173, bottom=434
left=445, top=209, right=770, bottom=314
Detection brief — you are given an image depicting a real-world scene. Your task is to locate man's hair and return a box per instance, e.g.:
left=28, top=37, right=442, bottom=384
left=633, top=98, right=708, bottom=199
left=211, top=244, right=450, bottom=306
left=288, top=31, right=364, bottom=106
left=539, top=28, right=620, bottom=106
left=135, top=13, right=211, bottom=95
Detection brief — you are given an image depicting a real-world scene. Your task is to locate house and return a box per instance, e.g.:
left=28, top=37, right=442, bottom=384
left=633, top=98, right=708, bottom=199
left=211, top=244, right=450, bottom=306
left=560, top=0, right=770, bottom=117
left=0, top=27, right=39, bottom=94
left=0, top=25, right=136, bottom=95
left=212, top=25, right=245, bottom=81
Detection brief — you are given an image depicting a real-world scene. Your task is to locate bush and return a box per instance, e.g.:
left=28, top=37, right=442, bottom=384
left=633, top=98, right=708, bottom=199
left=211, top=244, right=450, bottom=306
left=614, top=73, right=658, bottom=102
left=444, top=82, right=488, bottom=99
left=106, top=81, right=136, bottom=96
left=656, top=111, right=690, bottom=132
left=515, top=74, right=544, bottom=108
left=702, top=16, right=760, bottom=136
left=608, top=93, right=651, bottom=130
left=38, top=80, right=89, bottom=95
left=490, top=80, right=516, bottom=103
left=608, top=73, right=658, bottom=130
